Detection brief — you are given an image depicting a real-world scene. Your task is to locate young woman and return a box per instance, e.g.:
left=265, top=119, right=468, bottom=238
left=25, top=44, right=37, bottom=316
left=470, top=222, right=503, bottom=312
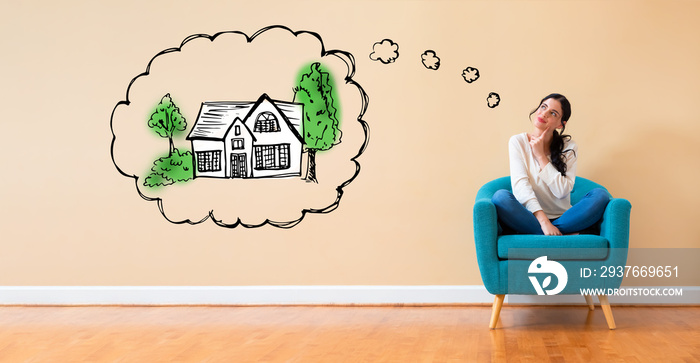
left=491, top=93, right=609, bottom=235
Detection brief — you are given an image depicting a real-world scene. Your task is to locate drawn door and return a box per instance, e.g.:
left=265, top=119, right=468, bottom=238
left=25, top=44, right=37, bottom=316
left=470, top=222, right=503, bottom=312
left=231, top=153, right=247, bottom=178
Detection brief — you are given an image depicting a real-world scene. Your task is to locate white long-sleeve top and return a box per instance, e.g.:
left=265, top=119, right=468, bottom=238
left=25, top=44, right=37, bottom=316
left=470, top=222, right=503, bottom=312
left=509, top=132, right=577, bottom=219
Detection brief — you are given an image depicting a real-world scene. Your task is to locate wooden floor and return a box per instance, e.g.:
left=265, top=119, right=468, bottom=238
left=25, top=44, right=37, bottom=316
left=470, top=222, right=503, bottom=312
left=0, top=305, right=698, bottom=362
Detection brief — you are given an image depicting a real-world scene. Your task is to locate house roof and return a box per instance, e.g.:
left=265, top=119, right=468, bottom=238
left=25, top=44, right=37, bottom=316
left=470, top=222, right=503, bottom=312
left=186, top=94, right=304, bottom=142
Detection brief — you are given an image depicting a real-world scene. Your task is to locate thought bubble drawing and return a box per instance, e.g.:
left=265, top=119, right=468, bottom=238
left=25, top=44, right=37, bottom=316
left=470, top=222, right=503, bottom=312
left=421, top=50, right=440, bottom=70
left=369, top=39, right=399, bottom=64
left=487, top=92, right=501, bottom=108
left=462, top=67, right=480, bottom=83
left=110, top=26, right=369, bottom=228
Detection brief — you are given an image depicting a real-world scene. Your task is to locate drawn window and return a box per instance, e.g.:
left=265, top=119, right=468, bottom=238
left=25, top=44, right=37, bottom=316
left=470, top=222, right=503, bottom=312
left=196, top=150, right=221, bottom=172
left=254, top=144, right=290, bottom=170
left=279, top=144, right=289, bottom=168
left=235, top=125, right=241, bottom=136
left=254, top=147, right=263, bottom=169
left=254, top=112, right=280, bottom=132
left=232, top=138, right=244, bottom=150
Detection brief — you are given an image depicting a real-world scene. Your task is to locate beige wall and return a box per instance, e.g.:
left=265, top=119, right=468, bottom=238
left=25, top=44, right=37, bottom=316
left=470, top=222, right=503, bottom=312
left=1, top=0, right=698, bottom=286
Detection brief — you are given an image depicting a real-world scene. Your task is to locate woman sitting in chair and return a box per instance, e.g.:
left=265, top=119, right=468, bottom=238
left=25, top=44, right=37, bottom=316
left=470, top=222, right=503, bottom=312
left=492, top=93, right=609, bottom=235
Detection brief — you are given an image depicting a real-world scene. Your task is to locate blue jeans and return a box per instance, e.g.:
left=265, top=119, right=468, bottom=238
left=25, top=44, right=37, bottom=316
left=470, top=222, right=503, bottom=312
left=491, top=188, right=610, bottom=235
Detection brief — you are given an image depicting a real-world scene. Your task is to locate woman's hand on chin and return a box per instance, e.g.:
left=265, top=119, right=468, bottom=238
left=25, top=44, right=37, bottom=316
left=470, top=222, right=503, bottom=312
left=529, top=126, right=552, bottom=169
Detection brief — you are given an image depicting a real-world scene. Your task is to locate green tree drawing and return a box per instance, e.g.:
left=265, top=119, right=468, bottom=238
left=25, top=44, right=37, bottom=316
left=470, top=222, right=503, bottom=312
left=148, top=93, right=187, bottom=157
left=144, top=94, right=193, bottom=188
left=293, top=62, right=341, bottom=183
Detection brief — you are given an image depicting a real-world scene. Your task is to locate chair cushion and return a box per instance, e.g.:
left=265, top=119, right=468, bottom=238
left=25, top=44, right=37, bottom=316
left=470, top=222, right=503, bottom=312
left=498, top=235, right=610, bottom=260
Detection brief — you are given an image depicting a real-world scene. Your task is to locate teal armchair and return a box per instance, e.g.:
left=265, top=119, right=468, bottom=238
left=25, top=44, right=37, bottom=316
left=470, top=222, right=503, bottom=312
left=474, top=177, right=631, bottom=329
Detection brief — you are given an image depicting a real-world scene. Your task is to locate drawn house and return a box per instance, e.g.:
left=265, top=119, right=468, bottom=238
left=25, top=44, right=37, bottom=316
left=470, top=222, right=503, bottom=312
left=186, top=94, right=304, bottom=179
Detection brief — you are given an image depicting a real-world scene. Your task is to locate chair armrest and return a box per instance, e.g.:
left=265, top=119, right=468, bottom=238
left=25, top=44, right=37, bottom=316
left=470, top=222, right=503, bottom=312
left=600, top=198, right=632, bottom=249
left=473, top=198, right=501, bottom=293
left=474, top=198, right=499, bottom=246
left=599, top=198, right=631, bottom=287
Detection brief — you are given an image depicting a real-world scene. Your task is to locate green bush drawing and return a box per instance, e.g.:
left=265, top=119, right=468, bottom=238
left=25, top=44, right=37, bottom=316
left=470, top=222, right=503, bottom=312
left=144, top=148, right=194, bottom=188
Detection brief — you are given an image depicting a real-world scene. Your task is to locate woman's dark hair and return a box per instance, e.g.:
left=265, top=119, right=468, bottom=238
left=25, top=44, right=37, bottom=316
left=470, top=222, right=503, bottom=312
left=529, top=93, right=573, bottom=176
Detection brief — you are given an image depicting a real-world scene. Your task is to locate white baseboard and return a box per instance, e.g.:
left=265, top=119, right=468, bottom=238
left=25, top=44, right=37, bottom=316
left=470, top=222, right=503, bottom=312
left=0, top=286, right=696, bottom=306
left=0, top=286, right=492, bottom=306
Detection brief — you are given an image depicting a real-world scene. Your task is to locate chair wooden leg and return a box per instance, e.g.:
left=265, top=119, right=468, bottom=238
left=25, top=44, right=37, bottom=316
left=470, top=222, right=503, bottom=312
left=489, top=294, right=505, bottom=329
left=598, top=295, right=616, bottom=329
left=584, top=294, right=595, bottom=311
